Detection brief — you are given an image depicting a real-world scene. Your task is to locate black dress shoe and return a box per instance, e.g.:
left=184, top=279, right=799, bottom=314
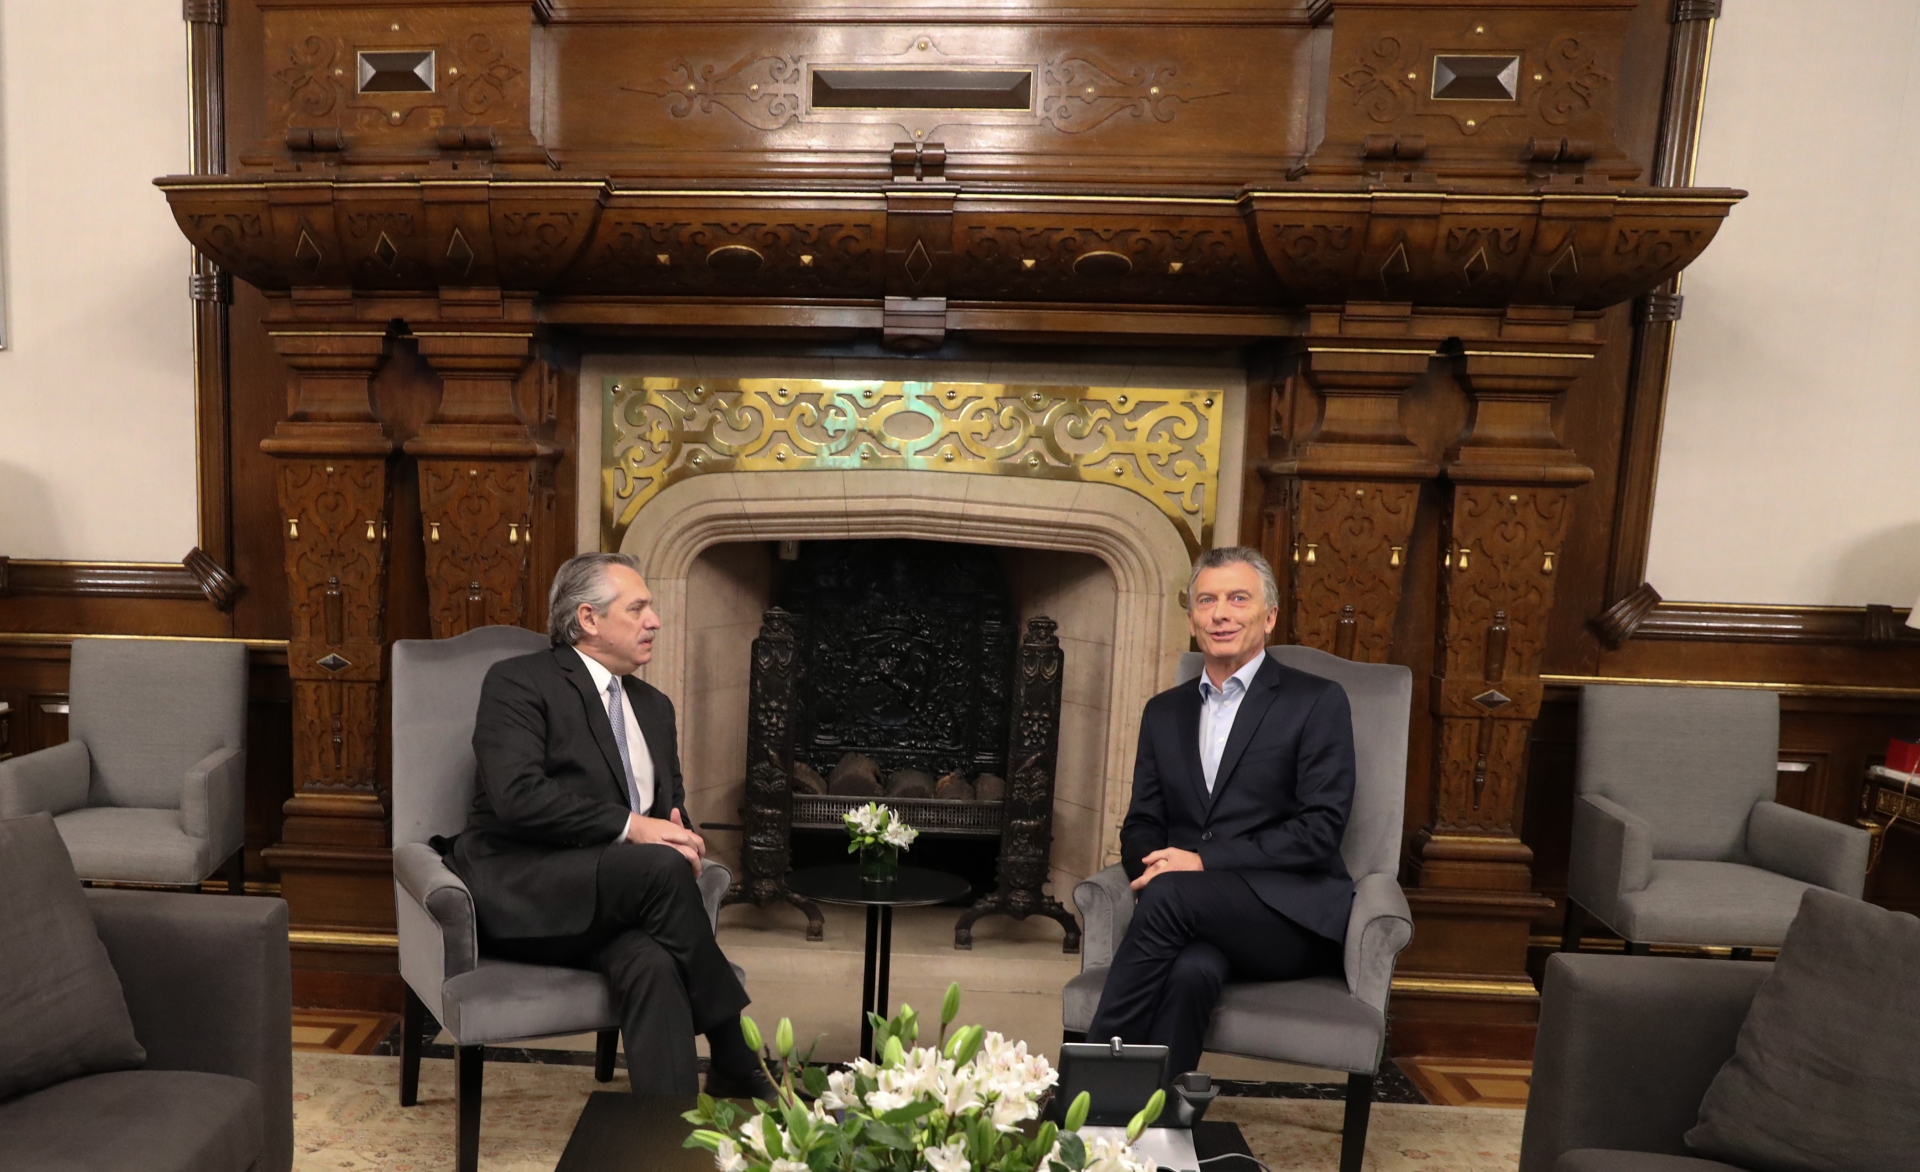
left=705, top=1064, right=780, bottom=1101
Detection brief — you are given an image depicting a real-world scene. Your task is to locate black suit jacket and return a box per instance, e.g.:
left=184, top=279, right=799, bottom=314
left=1120, top=654, right=1356, bottom=942
left=447, top=645, right=691, bottom=940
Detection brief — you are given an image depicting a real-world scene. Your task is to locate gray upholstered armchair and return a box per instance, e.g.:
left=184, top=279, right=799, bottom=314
left=0, top=636, right=248, bottom=890
left=1063, top=645, right=1414, bottom=1172
left=391, top=625, right=733, bottom=1172
left=1564, top=685, right=1869, bottom=955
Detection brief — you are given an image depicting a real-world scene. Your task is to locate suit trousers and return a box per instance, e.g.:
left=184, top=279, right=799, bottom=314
left=1086, top=869, right=1343, bottom=1081
left=480, top=842, right=749, bottom=1094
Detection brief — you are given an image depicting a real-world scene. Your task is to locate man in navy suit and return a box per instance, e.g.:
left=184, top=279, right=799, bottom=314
left=1086, top=546, right=1355, bottom=1080
left=445, top=552, right=774, bottom=1098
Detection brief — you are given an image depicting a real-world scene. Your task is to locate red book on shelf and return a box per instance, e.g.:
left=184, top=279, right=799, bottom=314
left=1886, top=738, right=1920, bottom=776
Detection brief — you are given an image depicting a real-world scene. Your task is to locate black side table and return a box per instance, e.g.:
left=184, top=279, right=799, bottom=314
left=785, top=863, right=970, bottom=1061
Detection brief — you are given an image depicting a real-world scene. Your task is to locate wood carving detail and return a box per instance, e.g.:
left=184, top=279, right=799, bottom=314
left=954, top=221, right=1261, bottom=303
left=1436, top=486, right=1572, bottom=684
left=278, top=458, right=392, bottom=793
left=1340, top=36, right=1417, bottom=125
left=1537, top=36, right=1613, bottom=127
left=419, top=461, right=539, bottom=638
left=1038, top=57, right=1227, bottom=133
left=624, top=54, right=805, bottom=131
left=572, top=218, right=880, bottom=296
left=1289, top=480, right=1419, bottom=663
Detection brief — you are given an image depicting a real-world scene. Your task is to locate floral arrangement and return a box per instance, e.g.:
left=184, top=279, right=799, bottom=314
left=684, top=984, right=1163, bottom=1172
left=844, top=802, right=919, bottom=854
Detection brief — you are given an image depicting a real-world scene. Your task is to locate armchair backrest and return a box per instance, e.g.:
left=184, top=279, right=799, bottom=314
left=392, top=625, right=549, bottom=848
left=69, top=637, right=247, bottom=810
left=1575, top=684, right=1778, bottom=862
left=1176, top=646, right=1412, bottom=880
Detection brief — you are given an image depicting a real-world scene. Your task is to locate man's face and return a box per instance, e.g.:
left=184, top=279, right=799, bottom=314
left=1188, top=561, right=1277, bottom=670
left=576, top=564, right=661, bottom=676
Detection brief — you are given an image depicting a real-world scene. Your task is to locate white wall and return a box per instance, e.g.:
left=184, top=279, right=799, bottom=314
left=1646, top=2, right=1920, bottom=607
left=0, top=1, right=197, bottom=561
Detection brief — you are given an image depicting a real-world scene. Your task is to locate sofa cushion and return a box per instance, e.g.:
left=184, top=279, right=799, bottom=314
left=1686, top=887, right=1920, bottom=1172
left=0, top=1069, right=262, bottom=1172
left=1558, top=1152, right=1747, bottom=1172
left=0, top=814, right=145, bottom=1100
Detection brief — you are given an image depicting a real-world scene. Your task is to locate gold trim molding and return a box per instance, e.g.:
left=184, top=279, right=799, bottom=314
left=603, top=377, right=1222, bottom=556
left=1542, top=673, right=1920, bottom=701
left=1391, top=976, right=1540, bottom=1000
left=289, top=929, right=399, bottom=951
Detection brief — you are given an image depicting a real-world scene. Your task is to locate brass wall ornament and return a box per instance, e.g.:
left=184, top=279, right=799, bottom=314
left=603, top=377, right=1221, bottom=555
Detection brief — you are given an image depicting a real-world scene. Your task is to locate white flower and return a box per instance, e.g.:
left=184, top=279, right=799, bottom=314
left=881, top=820, right=918, bottom=849
left=738, top=1114, right=768, bottom=1157
left=1082, top=1135, right=1156, bottom=1172
left=924, top=1136, right=971, bottom=1172
left=711, top=1137, right=748, bottom=1172
left=770, top=1161, right=810, bottom=1172
left=989, top=1093, right=1034, bottom=1131
left=846, top=803, right=885, bottom=835
left=819, top=1068, right=861, bottom=1112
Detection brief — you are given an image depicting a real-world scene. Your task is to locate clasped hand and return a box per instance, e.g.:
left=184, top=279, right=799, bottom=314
left=1129, top=846, right=1203, bottom=890
left=626, top=808, right=706, bottom=875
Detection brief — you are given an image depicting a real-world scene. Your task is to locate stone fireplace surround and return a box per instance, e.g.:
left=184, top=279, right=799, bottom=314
left=578, top=354, right=1246, bottom=921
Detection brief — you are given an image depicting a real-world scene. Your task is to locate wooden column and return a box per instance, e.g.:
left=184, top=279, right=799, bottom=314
left=1397, top=325, right=1597, bottom=1053
left=1262, top=307, right=1437, bottom=662
left=405, top=298, right=558, bottom=637
left=258, top=318, right=397, bottom=937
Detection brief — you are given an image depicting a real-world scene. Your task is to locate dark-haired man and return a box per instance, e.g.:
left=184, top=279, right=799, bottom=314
left=1086, top=546, right=1356, bottom=1081
left=443, top=551, right=772, bottom=1098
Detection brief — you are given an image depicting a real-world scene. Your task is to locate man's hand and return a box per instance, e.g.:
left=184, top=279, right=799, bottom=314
left=1129, top=846, right=1203, bottom=891
left=625, top=809, right=706, bottom=875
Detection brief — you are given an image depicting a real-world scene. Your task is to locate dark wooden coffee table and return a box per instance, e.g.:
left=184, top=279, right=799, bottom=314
left=555, top=1092, right=1256, bottom=1171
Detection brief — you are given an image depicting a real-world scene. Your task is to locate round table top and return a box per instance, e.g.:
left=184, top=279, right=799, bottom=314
left=785, top=864, right=971, bottom=908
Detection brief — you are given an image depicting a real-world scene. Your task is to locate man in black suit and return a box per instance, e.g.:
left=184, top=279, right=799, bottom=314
left=443, top=552, right=774, bottom=1097
left=1086, top=546, right=1355, bottom=1081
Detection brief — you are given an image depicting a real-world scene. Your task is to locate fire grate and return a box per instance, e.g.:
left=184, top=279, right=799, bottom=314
left=790, top=793, right=1004, bottom=837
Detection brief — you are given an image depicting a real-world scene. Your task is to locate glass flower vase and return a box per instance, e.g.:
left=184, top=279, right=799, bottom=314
left=858, top=843, right=899, bottom=890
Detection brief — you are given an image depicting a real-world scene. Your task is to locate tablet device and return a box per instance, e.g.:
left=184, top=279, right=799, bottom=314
left=1052, top=1039, right=1170, bottom=1127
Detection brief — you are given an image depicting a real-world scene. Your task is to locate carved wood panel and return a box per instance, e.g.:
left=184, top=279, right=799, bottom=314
left=418, top=459, right=539, bottom=637
left=1289, top=479, right=1421, bottom=663
left=278, top=457, right=392, bottom=793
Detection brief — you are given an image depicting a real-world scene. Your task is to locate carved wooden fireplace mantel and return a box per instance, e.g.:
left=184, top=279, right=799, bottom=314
left=159, top=0, right=1741, bottom=1048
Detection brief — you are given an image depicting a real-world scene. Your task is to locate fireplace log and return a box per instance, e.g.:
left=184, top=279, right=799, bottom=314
left=953, top=617, right=1082, bottom=953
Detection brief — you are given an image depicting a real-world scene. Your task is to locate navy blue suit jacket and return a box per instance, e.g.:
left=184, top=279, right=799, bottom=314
left=1119, top=653, right=1356, bottom=942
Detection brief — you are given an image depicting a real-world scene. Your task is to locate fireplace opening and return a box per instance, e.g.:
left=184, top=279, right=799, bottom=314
left=682, top=536, right=1114, bottom=951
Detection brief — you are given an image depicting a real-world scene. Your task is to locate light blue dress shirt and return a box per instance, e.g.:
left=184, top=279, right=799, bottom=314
left=1197, top=653, right=1265, bottom=793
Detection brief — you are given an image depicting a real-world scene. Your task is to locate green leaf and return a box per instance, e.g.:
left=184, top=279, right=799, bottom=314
left=878, top=1100, right=936, bottom=1126
left=801, top=1065, right=829, bottom=1097
left=740, top=1015, right=763, bottom=1053
left=863, top=1122, right=913, bottom=1151
left=776, top=1017, right=795, bottom=1059
left=1057, top=1132, right=1087, bottom=1171
left=1031, top=1121, right=1058, bottom=1159
left=684, top=1129, right=727, bottom=1152
left=1125, top=1088, right=1166, bottom=1143
left=715, top=1101, right=738, bottom=1129
left=762, top=1119, right=785, bottom=1160
left=1062, top=1091, right=1090, bottom=1133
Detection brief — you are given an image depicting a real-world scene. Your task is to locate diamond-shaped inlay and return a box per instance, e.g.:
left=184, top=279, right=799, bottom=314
left=1472, top=688, right=1513, bottom=712
left=903, top=238, right=933, bottom=287
left=374, top=232, right=399, bottom=269
left=317, top=653, right=353, bottom=673
left=1461, top=247, right=1490, bottom=285
left=294, top=229, right=323, bottom=275
left=1431, top=54, right=1520, bottom=102
left=446, top=228, right=475, bottom=277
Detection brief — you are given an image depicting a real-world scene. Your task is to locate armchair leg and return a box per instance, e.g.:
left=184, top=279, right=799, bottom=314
left=1340, top=1073, right=1373, bottom=1172
left=456, top=1044, right=484, bottom=1172
left=226, top=847, right=246, bottom=895
left=400, top=985, right=429, bottom=1107
left=1560, top=899, right=1585, bottom=953
left=595, top=1029, right=619, bottom=1082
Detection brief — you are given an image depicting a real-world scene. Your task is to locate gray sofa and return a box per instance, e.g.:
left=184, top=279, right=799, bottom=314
left=1521, top=952, right=1771, bottom=1172
left=0, top=889, right=293, bottom=1172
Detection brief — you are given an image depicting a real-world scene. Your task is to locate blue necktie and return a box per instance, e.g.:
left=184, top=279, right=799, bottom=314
left=606, top=678, right=644, bottom=814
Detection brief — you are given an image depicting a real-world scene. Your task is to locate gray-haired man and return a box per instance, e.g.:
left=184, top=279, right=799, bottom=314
left=441, top=552, right=773, bottom=1098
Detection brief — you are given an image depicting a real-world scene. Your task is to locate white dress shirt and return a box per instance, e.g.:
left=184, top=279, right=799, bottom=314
left=1197, top=653, right=1265, bottom=793
left=574, top=648, right=655, bottom=838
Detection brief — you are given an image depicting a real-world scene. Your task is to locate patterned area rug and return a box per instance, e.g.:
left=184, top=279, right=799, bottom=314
left=293, top=1053, right=1524, bottom=1172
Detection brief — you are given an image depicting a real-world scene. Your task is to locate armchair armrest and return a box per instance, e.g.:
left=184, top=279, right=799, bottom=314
left=1074, top=863, right=1134, bottom=971
left=1568, top=793, right=1652, bottom=929
left=85, top=888, right=292, bottom=1172
left=1747, top=800, right=1869, bottom=897
left=1519, top=953, right=1770, bottom=1172
left=698, top=860, right=731, bottom=931
left=1344, top=871, right=1412, bottom=1009
left=180, top=744, right=246, bottom=857
left=394, top=842, right=480, bottom=999
left=0, top=740, right=90, bottom=817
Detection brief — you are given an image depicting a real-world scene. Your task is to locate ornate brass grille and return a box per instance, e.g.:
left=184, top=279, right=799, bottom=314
left=601, top=377, right=1222, bottom=555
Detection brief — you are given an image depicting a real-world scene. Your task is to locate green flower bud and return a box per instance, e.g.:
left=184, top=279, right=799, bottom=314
left=1125, top=1088, right=1166, bottom=1143
left=775, top=1017, right=794, bottom=1059
left=1063, top=1090, right=1091, bottom=1132
left=739, top=1015, right=763, bottom=1053
left=883, top=1034, right=905, bottom=1068
left=941, top=982, right=962, bottom=1027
